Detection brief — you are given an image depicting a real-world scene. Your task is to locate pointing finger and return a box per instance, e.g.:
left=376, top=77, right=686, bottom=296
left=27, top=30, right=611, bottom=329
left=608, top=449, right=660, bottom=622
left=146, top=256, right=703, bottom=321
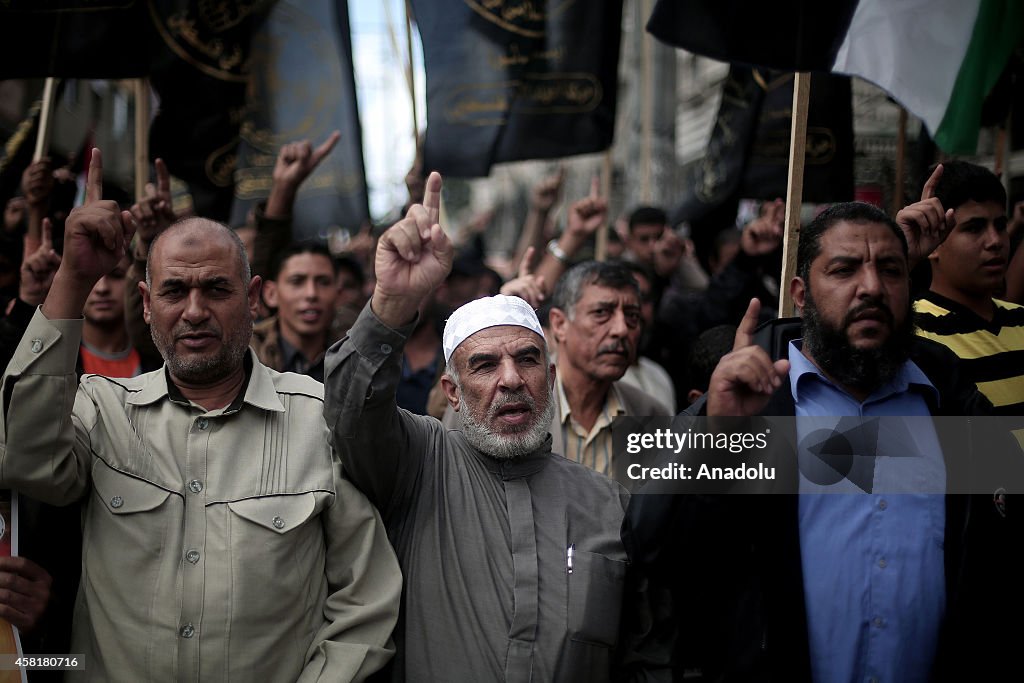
left=155, top=158, right=171, bottom=196
left=589, top=174, right=600, bottom=199
left=40, top=217, right=52, bottom=250
left=86, top=148, right=103, bottom=204
left=733, top=298, right=762, bottom=351
left=921, top=163, right=943, bottom=201
left=311, top=131, right=341, bottom=165
left=424, top=171, right=443, bottom=228
left=518, top=246, right=536, bottom=277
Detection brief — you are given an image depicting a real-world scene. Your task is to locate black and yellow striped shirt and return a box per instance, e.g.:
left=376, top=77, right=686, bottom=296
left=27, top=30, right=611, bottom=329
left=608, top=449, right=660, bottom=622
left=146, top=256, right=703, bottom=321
left=915, top=291, right=1024, bottom=415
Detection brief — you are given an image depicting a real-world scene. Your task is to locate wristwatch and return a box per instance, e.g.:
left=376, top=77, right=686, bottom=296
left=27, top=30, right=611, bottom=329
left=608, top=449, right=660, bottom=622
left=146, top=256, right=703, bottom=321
left=546, top=239, right=570, bottom=264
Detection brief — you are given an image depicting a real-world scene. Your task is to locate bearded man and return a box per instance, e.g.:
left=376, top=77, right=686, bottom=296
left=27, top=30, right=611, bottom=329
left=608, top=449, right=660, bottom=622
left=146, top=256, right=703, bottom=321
left=324, top=172, right=629, bottom=682
left=621, top=202, right=1024, bottom=682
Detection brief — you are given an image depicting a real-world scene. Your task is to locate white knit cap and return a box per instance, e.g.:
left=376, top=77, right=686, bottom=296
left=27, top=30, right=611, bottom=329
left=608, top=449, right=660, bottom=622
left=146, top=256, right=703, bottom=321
left=442, top=295, right=545, bottom=363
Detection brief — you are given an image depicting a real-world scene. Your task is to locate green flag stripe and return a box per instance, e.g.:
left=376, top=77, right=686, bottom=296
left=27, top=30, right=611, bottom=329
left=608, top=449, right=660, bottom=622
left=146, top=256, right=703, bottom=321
left=934, top=0, right=1024, bottom=154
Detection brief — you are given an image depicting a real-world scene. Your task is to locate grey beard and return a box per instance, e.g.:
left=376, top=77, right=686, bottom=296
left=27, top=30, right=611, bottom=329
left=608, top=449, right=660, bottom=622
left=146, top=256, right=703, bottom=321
left=457, top=391, right=555, bottom=460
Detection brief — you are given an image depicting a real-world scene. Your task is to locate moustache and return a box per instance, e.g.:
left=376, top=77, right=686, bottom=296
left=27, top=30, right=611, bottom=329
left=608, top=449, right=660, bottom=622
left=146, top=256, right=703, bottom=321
left=844, top=300, right=894, bottom=328
left=488, top=390, right=537, bottom=417
left=597, top=340, right=630, bottom=355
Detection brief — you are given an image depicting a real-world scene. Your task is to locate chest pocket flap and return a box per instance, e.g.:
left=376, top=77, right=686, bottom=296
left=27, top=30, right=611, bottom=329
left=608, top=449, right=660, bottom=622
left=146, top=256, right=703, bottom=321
left=92, top=462, right=172, bottom=514
left=228, top=493, right=318, bottom=534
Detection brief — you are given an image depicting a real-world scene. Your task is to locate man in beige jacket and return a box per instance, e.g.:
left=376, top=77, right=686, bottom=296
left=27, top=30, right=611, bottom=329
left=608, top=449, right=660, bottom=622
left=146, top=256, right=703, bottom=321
left=0, top=149, right=400, bottom=682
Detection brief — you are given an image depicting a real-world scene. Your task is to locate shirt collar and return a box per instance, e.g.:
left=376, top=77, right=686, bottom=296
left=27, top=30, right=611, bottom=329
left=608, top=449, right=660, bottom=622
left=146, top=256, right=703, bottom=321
left=278, top=326, right=324, bottom=373
left=126, top=349, right=285, bottom=413
left=555, top=373, right=626, bottom=424
left=788, top=339, right=940, bottom=409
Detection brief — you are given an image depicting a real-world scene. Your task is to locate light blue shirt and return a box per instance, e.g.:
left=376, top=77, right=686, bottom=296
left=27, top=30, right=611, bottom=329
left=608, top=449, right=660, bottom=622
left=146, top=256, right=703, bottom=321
left=789, top=341, right=945, bottom=683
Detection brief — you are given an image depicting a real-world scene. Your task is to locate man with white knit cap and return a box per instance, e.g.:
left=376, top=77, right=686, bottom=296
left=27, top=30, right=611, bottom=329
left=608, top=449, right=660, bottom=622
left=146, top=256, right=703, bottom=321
left=324, top=172, right=629, bottom=682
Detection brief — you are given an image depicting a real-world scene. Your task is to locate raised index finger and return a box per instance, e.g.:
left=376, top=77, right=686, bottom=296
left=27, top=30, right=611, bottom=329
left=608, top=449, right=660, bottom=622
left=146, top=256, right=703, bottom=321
left=40, top=217, right=52, bottom=250
left=733, top=298, right=762, bottom=351
left=86, top=148, right=103, bottom=204
left=921, top=163, right=943, bottom=201
left=424, top=171, right=442, bottom=228
left=311, top=131, right=341, bottom=165
left=155, top=158, right=171, bottom=197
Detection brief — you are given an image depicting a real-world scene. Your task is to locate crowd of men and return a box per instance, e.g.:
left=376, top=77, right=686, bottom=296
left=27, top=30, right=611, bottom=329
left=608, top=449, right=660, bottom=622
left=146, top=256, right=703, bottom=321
left=0, top=126, right=1022, bottom=682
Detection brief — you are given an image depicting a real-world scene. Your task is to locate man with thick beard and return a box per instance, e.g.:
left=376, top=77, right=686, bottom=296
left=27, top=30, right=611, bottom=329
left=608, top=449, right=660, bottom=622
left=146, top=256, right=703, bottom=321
left=0, top=150, right=401, bottom=681
left=324, top=172, right=629, bottom=682
left=621, top=202, right=1022, bottom=681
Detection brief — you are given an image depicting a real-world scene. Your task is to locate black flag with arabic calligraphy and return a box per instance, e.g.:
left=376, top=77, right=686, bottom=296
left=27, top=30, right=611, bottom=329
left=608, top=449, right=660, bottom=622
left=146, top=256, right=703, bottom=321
left=229, top=0, right=370, bottom=241
left=671, top=67, right=853, bottom=225
left=410, top=0, right=624, bottom=178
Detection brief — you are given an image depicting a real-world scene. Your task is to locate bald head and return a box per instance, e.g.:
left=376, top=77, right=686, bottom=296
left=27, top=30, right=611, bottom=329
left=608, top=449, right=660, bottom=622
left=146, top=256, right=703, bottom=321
left=147, top=217, right=251, bottom=288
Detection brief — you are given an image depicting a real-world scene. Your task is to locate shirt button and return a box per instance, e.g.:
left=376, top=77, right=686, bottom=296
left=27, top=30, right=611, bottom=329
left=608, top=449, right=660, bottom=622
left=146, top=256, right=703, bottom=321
left=878, top=499, right=888, bottom=510
left=272, top=516, right=285, bottom=529
left=186, top=550, right=200, bottom=564
left=878, top=558, right=888, bottom=569
left=380, top=343, right=392, bottom=354
left=188, top=479, right=203, bottom=494
left=180, top=623, right=195, bottom=638
left=867, top=678, right=879, bottom=683
left=872, top=617, right=884, bottom=628
left=197, top=418, right=209, bottom=431
left=110, top=496, right=124, bottom=509
left=30, top=339, right=43, bottom=353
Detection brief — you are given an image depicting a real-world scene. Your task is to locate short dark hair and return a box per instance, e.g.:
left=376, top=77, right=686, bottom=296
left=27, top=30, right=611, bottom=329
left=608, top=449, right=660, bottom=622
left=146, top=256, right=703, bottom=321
left=688, top=324, right=737, bottom=394
left=929, top=159, right=1006, bottom=212
left=333, top=254, right=366, bottom=288
left=628, top=206, right=668, bottom=232
left=551, top=260, right=640, bottom=319
left=269, top=243, right=337, bottom=281
left=797, top=202, right=908, bottom=282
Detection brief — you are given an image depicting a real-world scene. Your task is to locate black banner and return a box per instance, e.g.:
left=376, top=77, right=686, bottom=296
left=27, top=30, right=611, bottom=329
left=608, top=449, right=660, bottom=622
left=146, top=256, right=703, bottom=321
left=411, top=0, right=624, bottom=178
left=0, top=1, right=150, bottom=79
left=230, top=0, right=370, bottom=241
left=147, top=1, right=270, bottom=220
left=671, top=68, right=853, bottom=225
left=646, top=0, right=859, bottom=73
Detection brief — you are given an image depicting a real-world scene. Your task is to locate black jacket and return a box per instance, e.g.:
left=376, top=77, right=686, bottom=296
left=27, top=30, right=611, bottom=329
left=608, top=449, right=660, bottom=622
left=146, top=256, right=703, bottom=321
left=618, top=319, right=1024, bottom=682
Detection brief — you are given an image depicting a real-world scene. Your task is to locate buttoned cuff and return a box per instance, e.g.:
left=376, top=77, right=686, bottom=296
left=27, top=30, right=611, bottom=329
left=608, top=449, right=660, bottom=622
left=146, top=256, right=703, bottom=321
left=13, top=308, right=83, bottom=375
left=346, top=302, right=417, bottom=366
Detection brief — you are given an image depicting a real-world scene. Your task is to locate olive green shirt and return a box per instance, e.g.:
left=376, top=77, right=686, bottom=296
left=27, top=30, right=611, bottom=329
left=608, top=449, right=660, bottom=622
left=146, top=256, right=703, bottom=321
left=0, top=309, right=401, bottom=682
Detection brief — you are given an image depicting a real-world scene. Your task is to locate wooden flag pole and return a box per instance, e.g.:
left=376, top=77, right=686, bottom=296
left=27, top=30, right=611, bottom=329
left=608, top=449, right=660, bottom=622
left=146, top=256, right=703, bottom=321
left=134, top=79, right=150, bottom=201
left=33, top=77, right=59, bottom=161
left=639, top=0, right=653, bottom=203
left=892, top=107, right=907, bottom=215
left=404, top=0, right=421, bottom=148
left=778, top=72, right=811, bottom=318
left=596, top=150, right=613, bottom=261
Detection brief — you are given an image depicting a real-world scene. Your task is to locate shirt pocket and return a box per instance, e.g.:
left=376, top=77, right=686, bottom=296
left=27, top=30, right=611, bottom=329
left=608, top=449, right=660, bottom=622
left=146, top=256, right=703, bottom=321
left=227, top=493, right=318, bottom=535
left=91, top=461, right=172, bottom=521
left=567, top=550, right=627, bottom=647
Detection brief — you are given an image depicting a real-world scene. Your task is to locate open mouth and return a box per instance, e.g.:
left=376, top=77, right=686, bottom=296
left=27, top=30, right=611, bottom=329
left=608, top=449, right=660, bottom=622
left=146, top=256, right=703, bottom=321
left=493, top=402, right=532, bottom=425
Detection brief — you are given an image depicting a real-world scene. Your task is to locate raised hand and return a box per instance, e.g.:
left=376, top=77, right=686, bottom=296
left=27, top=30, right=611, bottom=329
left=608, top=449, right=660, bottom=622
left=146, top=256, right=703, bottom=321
left=266, top=131, right=341, bottom=218
left=566, top=175, right=607, bottom=240
left=530, top=167, right=565, bottom=213
left=42, top=149, right=135, bottom=320
left=19, top=218, right=62, bottom=306
left=500, top=246, right=547, bottom=307
left=21, top=158, right=53, bottom=208
left=706, top=298, right=789, bottom=416
left=741, top=198, right=785, bottom=257
left=130, top=158, right=176, bottom=247
left=373, top=171, right=453, bottom=327
left=895, top=164, right=956, bottom=267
